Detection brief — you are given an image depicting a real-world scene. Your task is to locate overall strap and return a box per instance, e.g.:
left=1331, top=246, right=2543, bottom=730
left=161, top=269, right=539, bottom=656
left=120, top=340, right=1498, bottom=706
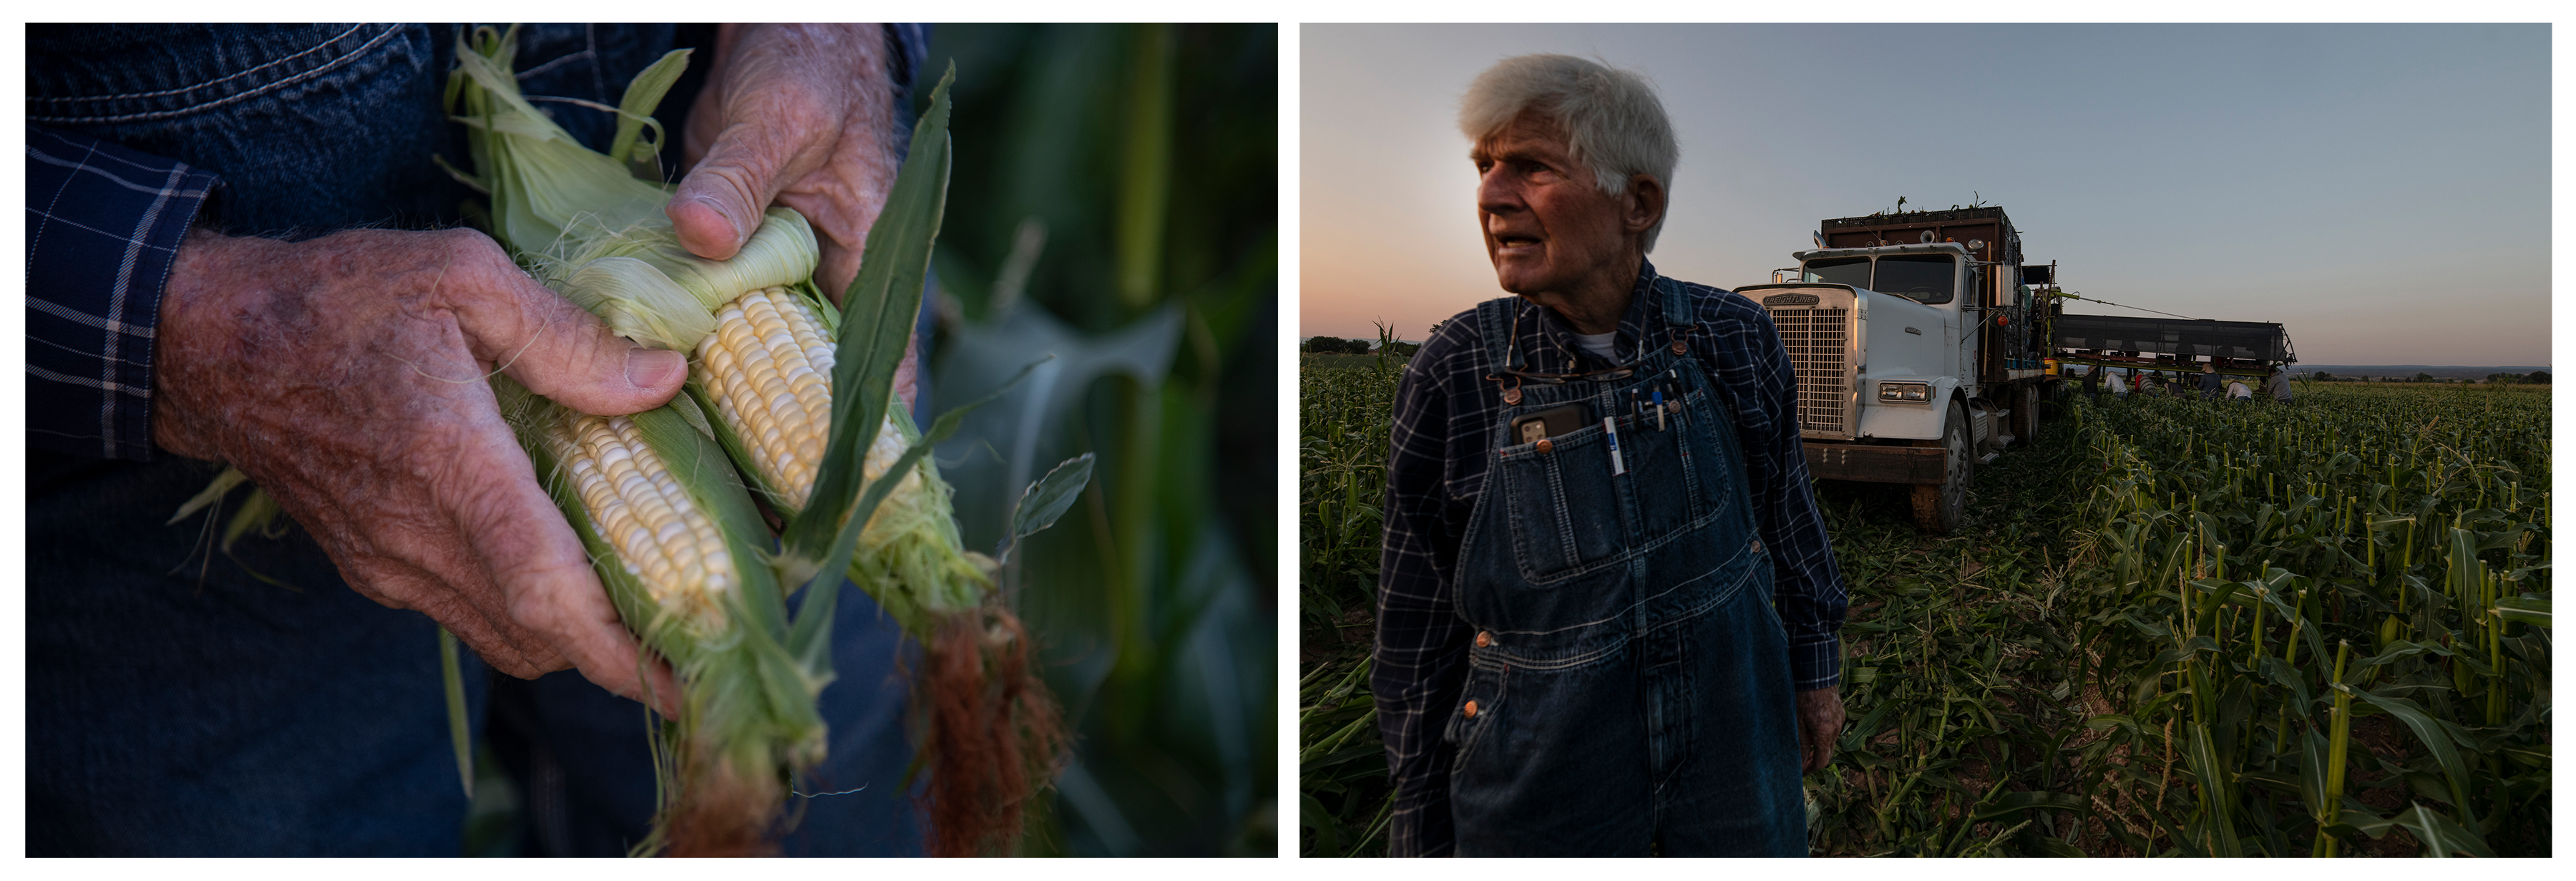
left=1657, top=276, right=1696, bottom=333
left=1475, top=297, right=1523, bottom=374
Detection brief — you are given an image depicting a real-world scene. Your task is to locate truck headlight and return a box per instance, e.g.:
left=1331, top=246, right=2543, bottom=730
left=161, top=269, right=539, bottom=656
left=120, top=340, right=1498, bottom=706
left=1878, top=381, right=1930, bottom=402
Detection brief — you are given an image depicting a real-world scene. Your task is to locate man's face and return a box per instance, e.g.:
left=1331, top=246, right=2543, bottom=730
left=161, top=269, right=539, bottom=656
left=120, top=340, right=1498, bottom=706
left=1471, top=112, right=1636, bottom=303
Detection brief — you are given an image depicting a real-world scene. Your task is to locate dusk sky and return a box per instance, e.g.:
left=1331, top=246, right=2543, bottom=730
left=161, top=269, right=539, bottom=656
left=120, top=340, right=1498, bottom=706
left=1300, top=24, right=2551, bottom=367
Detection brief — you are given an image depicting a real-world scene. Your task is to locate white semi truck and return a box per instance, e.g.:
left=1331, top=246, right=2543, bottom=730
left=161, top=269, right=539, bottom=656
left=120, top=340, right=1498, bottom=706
left=1732, top=207, right=2056, bottom=533
left=1736, top=206, right=2295, bottom=533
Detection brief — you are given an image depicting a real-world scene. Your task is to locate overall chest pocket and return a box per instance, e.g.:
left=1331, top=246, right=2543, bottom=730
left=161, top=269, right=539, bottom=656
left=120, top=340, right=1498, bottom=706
left=1494, top=394, right=1718, bottom=583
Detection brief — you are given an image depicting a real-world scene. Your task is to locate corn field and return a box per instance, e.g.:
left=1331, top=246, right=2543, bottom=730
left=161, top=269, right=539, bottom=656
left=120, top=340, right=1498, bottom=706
left=1300, top=372, right=2550, bottom=857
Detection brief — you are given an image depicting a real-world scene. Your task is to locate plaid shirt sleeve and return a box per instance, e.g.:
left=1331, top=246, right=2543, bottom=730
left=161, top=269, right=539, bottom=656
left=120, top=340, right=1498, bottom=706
left=1372, top=317, right=1483, bottom=858
left=25, top=125, right=219, bottom=461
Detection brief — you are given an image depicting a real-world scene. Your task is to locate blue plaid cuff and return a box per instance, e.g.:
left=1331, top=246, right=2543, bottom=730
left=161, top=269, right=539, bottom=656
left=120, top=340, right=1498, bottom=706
left=26, top=125, right=218, bottom=461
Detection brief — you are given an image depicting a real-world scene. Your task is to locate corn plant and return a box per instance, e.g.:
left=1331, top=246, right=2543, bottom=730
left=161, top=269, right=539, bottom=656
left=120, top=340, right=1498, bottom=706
left=1300, top=347, right=1398, bottom=634
left=1303, top=371, right=2550, bottom=857
left=2057, top=383, right=2549, bottom=857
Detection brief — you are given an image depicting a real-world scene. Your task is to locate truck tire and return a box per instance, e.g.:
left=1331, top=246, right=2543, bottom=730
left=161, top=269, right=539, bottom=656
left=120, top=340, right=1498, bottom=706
left=1911, top=400, right=1972, bottom=533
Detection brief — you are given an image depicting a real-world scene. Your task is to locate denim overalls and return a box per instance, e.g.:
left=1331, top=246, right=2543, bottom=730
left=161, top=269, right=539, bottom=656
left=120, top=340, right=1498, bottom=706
left=1446, top=281, right=1806, bottom=856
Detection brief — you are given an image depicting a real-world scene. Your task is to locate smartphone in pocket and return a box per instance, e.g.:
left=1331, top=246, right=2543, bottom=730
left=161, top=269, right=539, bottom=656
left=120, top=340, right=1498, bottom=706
left=1510, top=403, right=1590, bottom=445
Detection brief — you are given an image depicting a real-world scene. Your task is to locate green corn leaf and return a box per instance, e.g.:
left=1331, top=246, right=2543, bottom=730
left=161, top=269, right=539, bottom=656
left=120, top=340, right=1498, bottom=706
left=2363, top=640, right=2461, bottom=669
left=2327, top=795, right=2401, bottom=839
left=440, top=626, right=473, bottom=799
left=2394, top=802, right=2495, bottom=857
left=784, top=353, right=1045, bottom=668
left=2345, top=686, right=2474, bottom=820
left=2493, top=595, right=2550, bottom=628
left=2182, top=721, right=2240, bottom=855
left=2026, top=836, right=2088, bottom=858
left=2255, top=656, right=2313, bottom=719
left=1000, top=452, right=1096, bottom=563
left=786, top=62, right=955, bottom=562
left=1966, top=789, right=2090, bottom=822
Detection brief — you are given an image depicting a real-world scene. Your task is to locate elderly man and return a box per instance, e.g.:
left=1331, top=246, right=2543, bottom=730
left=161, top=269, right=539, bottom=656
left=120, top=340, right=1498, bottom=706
left=1375, top=54, right=1848, bottom=857
left=26, top=24, right=930, bottom=855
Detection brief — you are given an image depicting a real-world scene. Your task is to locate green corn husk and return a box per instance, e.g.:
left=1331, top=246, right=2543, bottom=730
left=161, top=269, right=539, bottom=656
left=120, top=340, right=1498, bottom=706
left=444, top=25, right=817, bottom=354
left=447, top=24, right=991, bottom=628
left=447, top=24, right=1064, bottom=856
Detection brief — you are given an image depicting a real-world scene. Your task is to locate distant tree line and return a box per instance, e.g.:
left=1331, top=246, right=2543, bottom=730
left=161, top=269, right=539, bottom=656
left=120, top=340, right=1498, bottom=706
left=2306, top=371, right=2548, bottom=384
left=1304, top=336, right=1422, bottom=356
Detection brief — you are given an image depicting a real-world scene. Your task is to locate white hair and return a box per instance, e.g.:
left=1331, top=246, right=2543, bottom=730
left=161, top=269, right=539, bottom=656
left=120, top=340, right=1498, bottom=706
left=1459, top=54, right=1679, bottom=251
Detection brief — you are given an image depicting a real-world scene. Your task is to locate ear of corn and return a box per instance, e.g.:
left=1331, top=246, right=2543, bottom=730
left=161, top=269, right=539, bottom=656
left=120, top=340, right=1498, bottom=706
left=691, top=283, right=840, bottom=512
left=452, top=25, right=1059, bottom=856
left=494, top=375, right=822, bottom=855
left=681, top=283, right=992, bottom=632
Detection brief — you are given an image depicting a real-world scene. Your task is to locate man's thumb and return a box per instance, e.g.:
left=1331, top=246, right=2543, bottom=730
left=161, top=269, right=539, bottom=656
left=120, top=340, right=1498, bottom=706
left=459, top=264, right=688, bottom=417
left=670, top=134, right=793, bottom=261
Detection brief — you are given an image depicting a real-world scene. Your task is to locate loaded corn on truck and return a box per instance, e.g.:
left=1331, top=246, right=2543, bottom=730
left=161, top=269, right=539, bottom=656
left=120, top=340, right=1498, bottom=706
left=1735, top=206, right=2294, bottom=533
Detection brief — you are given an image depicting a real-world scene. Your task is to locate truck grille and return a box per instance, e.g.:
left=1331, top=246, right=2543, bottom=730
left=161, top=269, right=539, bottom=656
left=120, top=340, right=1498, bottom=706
left=1770, top=307, right=1850, bottom=436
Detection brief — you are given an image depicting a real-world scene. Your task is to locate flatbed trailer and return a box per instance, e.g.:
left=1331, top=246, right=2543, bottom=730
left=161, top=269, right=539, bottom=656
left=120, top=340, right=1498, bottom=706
left=2049, top=313, right=2296, bottom=379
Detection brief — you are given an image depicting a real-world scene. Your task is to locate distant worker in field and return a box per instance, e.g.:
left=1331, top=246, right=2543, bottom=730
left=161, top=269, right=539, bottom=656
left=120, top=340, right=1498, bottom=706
left=2265, top=366, right=2293, bottom=404
left=2199, top=363, right=2223, bottom=399
left=1375, top=53, right=1846, bottom=857
left=2227, top=376, right=2253, bottom=402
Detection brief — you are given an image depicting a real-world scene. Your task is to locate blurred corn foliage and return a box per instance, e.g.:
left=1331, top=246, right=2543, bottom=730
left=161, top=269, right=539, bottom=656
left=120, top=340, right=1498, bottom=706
left=922, top=24, right=1277, bottom=857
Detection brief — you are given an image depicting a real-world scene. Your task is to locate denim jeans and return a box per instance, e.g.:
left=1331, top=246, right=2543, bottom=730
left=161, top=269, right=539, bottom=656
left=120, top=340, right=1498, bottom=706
left=24, top=24, right=926, bottom=855
left=1444, top=284, right=1806, bottom=856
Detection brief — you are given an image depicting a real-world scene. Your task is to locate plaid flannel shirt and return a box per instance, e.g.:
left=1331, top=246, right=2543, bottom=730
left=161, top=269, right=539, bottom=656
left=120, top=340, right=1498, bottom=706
left=26, top=125, right=219, bottom=461
left=1373, top=259, right=1848, bottom=857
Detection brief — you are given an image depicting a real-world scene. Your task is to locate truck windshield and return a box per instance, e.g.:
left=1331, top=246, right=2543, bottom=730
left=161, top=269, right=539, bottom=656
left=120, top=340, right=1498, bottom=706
left=1874, top=255, right=1956, bottom=304
left=1802, top=257, right=1869, bottom=287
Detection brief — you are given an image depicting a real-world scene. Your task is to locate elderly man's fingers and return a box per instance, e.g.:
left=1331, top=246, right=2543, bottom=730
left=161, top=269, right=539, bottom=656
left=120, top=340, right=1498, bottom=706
left=512, top=576, right=683, bottom=717
left=670, top=112, right=829, bottom=261
left=427, top=231, right=686, bottom=417
left=673, top=24, right=884, bottom=263
left=450, top=439, right=681, bottom=717
left=889, top=335, right=920, bottom=412
left=434, top=422, right=603, bottom=675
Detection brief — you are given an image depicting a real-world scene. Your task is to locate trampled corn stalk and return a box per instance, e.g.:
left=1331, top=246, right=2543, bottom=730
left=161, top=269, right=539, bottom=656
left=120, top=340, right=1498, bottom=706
left=445, top=25, right=1069, bottom=855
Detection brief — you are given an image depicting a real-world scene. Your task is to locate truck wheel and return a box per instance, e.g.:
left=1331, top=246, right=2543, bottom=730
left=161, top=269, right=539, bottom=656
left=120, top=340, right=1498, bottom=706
left=2010, top=384, right=2039, bottom=442
left=1912, top=400, right=1971, bottom=533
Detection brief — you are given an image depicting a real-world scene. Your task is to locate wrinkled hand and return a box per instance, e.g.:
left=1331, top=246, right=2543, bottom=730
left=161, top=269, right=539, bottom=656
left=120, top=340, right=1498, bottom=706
left=152, top=227, right=686, bottom=715
left=673, top=22, right=918, bottom=409
left=1797, top=686, right=1845, bottom=774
